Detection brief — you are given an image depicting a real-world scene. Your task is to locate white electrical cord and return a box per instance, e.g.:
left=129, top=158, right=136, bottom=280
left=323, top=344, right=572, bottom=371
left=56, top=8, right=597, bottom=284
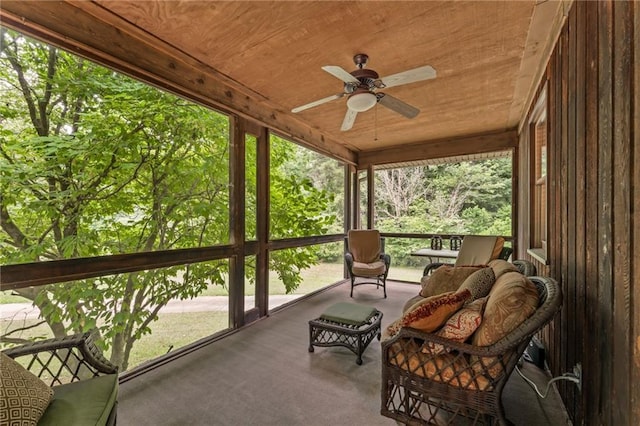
left=515, top=365, right=580, bottom=399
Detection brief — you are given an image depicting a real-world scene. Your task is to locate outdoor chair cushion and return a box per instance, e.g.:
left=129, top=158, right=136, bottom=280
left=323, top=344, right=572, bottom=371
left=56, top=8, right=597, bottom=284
left=0, top=352, right=54, bottom=425
left=351, top=260, right=386, bottom=277
left=387, top=340, right=491, bottom=391
left=38, top=373, right=118, bottom=426
left=454, top=235, right=504, bottom=266
left=347, top=229, right=381, bottom=263
left=320, top=302, right=377, bottom=326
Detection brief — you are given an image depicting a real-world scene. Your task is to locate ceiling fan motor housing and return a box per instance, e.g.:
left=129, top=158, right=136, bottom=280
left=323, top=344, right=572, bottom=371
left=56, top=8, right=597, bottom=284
left=349, top=68, right=379, bottom=91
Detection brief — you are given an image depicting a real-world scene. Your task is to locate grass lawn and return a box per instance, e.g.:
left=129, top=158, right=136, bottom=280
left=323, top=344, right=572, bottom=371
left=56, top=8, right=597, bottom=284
left=124, top=311, right=229, bottom=370
left=0, top=312, right=228, bottom=372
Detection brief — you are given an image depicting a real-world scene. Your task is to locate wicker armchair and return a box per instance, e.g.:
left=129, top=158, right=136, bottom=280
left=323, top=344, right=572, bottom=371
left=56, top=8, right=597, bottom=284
left=3, top=332, right=119, bottom=425
left=345, top=229, right=391, bottom=298
left=381, top=276, right=561, bottom=425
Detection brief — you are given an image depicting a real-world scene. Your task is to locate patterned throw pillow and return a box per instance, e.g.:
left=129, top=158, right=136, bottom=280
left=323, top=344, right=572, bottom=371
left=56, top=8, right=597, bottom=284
left=473, top=272, right=539, bottom=346
left=423, top=297, right=487, bottom=355
left=420, top=266, right=484, bottom=298
left=401, top=290, right=471, bottom=332
left=456, top=267, right=495, bottom=305
left=386, top=290, right=471, bottom=338
left=0, top=352, right=54, bottom=425
left=471, top=272, right=539, bottom=377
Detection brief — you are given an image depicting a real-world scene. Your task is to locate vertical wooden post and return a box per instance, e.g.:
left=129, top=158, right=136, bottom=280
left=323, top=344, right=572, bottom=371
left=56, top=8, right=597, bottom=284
left=611, top=1, right=633, bottom=424
left=631, top=4, right=640, bottom=425
left=367, top=164, right=374, bottom=229
left=228, top=116, right=245, bottom=328
left=511, top=147, right=518, bottom=258
left=352, top=170, right=360, bottom=229
left=256, top=126, right=270, bottom=317
left=596, top=2, right=614, bottom=424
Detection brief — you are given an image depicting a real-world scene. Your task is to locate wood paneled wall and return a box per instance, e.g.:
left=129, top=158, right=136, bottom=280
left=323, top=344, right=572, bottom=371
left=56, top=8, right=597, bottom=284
left=517, top=1, right=638, bottom=424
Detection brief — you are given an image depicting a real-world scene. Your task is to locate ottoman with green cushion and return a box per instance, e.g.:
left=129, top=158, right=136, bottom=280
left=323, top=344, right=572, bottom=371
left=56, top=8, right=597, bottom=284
left=308, top=302, right=383, bottom=365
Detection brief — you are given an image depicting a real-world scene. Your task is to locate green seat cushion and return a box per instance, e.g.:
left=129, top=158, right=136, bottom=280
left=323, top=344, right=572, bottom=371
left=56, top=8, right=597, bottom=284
left=320, top=302, right=377, bottom=326
left=39, top=374, right=118, bottom=426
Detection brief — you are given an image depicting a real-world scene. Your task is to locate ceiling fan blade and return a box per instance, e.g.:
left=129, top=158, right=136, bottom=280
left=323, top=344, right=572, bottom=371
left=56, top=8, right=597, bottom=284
left=322, top=66, right=360, bottom=84
left=379, top=65, right=436, bottom=89
left=291, top=93, right=344, bottom=113
left=340, top=108, right=358, bottom=131
left=377, top=93, right=420, bottom=119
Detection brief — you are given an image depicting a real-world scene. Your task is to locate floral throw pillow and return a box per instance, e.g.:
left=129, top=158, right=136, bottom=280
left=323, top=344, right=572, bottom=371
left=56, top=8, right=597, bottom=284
left=423, top=297, right=486, bottom=355
left=386, top=290, right=471, bottom=338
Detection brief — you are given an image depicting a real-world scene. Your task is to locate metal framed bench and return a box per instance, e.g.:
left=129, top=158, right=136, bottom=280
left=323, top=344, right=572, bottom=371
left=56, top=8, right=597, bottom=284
left=2, top=331, right=118, bottom=426
left=308, top=302, right=383, bottom=365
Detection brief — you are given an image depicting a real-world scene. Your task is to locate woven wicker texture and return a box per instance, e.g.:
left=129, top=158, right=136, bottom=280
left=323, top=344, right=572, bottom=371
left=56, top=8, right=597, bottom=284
left=381, top=276, right=562, bottom=425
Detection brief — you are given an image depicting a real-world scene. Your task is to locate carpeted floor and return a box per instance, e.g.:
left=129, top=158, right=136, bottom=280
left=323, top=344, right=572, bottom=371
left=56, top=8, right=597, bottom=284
left=119, top=281, right=570, bottom=425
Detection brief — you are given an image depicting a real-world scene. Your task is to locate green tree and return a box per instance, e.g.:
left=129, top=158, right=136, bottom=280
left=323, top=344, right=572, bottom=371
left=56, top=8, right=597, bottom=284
left=374, top=159, right=512, bottom=266
left=0, top=30, right=332, bottom=369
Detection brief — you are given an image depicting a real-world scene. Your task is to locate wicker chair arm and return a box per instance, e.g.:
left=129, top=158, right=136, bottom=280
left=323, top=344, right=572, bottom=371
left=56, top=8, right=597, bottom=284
left=381, top=253, right=391, bottom=268
left=512, top=259, right=537, bottom=276
left=344, top=252, right=354, bottom=270
left=423, top=262, right=446, bottom=276
left=3, top=332, right=117, bottom=386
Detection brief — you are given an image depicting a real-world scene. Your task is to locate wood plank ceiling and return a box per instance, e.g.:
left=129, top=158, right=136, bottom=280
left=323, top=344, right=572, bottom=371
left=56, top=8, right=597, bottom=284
left=0, top=0, right=565, bottom=165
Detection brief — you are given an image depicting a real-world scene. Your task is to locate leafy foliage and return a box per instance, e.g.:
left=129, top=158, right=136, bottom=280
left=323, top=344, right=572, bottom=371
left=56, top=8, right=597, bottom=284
left=0, top=30, right=333, bottom=369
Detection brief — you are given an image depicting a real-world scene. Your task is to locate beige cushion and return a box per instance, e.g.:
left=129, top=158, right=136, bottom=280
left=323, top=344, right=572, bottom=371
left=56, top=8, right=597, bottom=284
left=424, top=297, right=486, bottom=355
left=0, top=352, right=54, bottom=425
left=351, top=260, right=385, bottom=277
left=347, top=229, right=381, bottom=263
left=388, top=341, right=491, bottom=391
left=457, top=267, right=496, bottom=305
left=454, top=235, right=502, bottom=266
left=488, top=259, right=519, bottom=279
left=420, top=265, right=483, bottom=298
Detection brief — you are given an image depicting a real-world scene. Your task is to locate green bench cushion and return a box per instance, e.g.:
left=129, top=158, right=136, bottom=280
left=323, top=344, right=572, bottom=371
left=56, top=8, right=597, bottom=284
left=39, top=374, right=118, bottom=426
left=320, top=302, right=377, bottom=326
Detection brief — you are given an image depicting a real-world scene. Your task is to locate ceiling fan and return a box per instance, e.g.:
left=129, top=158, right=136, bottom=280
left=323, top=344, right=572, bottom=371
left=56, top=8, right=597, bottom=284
left=291, top=53, right=436, bottom=131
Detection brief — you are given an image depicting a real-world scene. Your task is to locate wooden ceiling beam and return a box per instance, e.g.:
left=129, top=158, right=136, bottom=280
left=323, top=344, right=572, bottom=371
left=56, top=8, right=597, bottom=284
left=0, top=0, right=357, bottom=164
left=357, top=129, right=518, bottom=169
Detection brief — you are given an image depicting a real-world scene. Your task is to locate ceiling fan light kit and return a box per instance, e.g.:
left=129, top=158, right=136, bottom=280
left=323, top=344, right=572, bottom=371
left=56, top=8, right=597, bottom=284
left=291, top=53, right=436, bottom=131
left=346, top=91, right=377, bottom=112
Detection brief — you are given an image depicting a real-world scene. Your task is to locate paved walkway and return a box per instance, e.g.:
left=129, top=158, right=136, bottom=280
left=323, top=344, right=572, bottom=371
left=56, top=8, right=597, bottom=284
left=0, top=295, right=303, bottom=320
